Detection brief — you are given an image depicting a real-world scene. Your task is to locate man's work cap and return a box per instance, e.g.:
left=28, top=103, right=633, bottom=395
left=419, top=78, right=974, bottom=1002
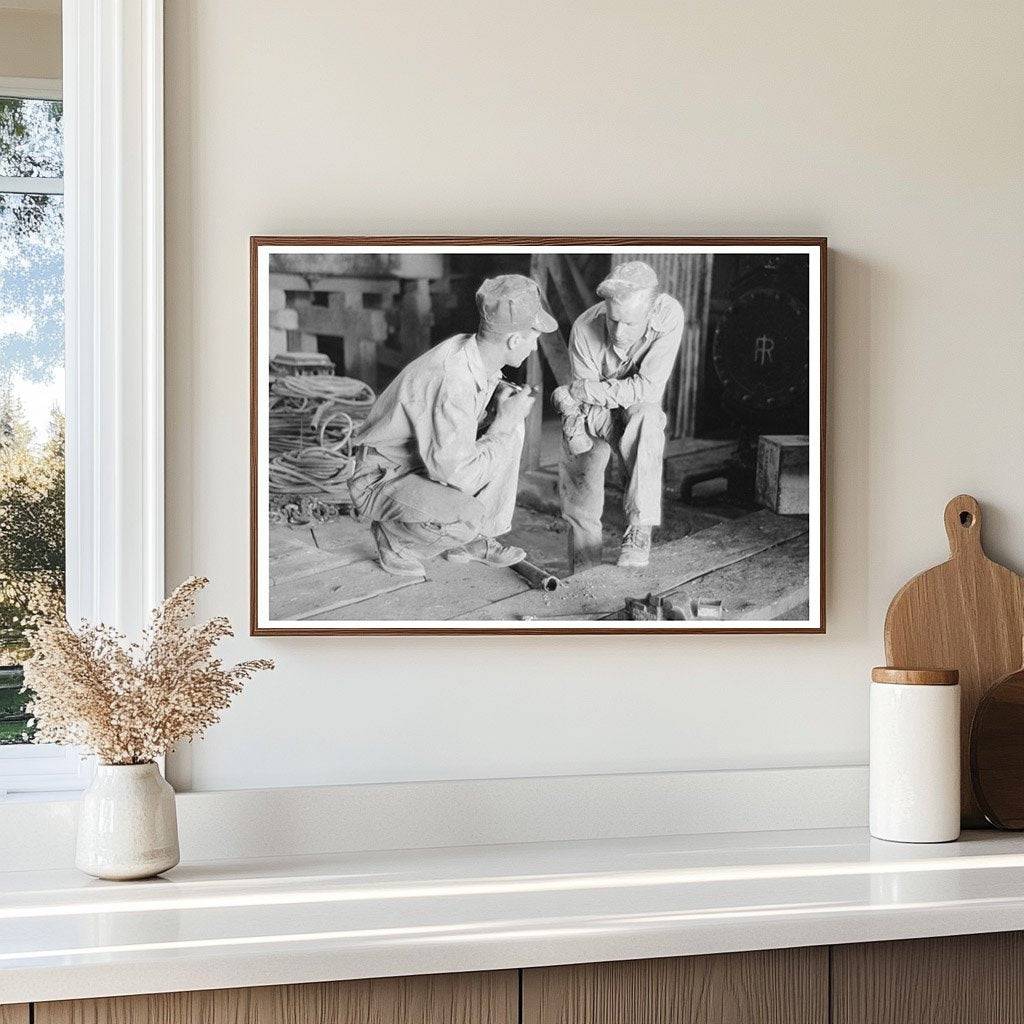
left=476, top=275, right=557, bottom=335
left=597, top=260, right=660, bottom=301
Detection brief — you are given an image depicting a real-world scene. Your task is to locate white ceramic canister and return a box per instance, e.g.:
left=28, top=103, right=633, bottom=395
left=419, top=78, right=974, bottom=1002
left=870, top=667, right=961, bottom=843
left=76, top=762, right=180, bottom=880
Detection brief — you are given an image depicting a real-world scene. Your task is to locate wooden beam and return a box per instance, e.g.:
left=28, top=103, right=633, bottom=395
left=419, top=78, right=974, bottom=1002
left=662, top=439, right=735, bottom=489
left=398, top=278, right=432, bottom=359
left=546, top=252, right=587, bottom=324
left=538, top=331, right=573, bottom=386
left=530, top=255, right=573, bottom=386
left=564, top=252, right=597, bottom=309
left=521, top=351, right=544, bottom=473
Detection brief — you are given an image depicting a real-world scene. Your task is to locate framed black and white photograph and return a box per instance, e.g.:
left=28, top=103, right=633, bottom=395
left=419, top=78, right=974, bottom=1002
left=250, top=237, right=826, bottom=634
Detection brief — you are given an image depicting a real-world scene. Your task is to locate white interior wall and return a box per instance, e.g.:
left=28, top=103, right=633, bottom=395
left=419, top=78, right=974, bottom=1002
left=163, top=0, right=1024, bottom=792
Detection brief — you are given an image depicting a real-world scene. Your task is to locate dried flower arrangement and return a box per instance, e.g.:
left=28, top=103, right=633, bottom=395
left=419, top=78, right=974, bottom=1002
left=22, top=576, right=273, bottom=765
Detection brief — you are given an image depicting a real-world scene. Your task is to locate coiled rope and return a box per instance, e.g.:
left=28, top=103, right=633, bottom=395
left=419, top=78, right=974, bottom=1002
left=268, top=375, right=376, bottom=505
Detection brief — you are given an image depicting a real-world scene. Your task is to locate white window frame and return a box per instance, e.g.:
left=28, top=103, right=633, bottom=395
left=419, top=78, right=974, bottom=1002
left=0, top=77, right=64, bottom=193
left=0, top=0, right=165, bottom=799
left=0, top=77, right=61, bottom=101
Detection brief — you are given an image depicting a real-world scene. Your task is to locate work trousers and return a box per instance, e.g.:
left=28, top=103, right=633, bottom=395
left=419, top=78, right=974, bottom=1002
left=559, top=402, right=667, bottom=542
left=349, top=426, right=524, bottom=561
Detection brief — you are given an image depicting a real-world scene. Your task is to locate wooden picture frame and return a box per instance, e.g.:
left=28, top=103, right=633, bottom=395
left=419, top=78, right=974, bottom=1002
left=251, top=237, right=827, bottom=635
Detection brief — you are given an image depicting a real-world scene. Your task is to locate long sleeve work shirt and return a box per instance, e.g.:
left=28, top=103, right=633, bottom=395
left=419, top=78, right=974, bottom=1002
left=354, top=333, right=516, bottom=495
left=567, top=294, right=684, bottom=408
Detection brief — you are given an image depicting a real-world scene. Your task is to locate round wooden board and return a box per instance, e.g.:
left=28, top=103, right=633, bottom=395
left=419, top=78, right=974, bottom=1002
left=970, top=663, right=1024, bottom=829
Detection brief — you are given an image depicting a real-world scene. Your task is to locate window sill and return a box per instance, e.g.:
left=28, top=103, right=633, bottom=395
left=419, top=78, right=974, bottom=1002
left=0, top=744, right=93, bottom=799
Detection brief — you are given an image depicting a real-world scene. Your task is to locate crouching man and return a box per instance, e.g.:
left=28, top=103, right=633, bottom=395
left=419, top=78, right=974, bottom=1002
left=348, top=274, right=555, bottom=577
left=553, top=261, right=683, bottom=570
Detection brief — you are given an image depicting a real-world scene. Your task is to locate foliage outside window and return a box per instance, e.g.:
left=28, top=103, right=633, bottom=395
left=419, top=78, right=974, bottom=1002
left=0, top=95, right=65, bottom=744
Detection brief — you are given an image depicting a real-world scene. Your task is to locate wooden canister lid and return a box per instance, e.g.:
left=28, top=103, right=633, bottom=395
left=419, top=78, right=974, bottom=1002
left=871, top=667, right=960, bottom=686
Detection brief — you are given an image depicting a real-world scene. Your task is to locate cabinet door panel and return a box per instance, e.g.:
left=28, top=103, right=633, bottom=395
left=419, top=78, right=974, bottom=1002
left=0, top=1006, right=29, bottom=1024
left=36, top=970, right=517, bottom=1024
left=832, top=932, right=1024, bottom=1024
left=523, top=948, right=828, bottom=1024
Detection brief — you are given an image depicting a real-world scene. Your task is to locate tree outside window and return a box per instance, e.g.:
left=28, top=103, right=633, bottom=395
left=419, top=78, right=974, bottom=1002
left=0, top=95, right=65, bottom=744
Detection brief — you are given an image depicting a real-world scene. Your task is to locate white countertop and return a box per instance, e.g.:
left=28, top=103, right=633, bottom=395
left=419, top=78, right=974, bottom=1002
left=4, top=826, right=1024, bottom=1004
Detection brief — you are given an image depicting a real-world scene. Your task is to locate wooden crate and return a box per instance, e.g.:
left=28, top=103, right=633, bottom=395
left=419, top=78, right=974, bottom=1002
left=756, top=434, right=809, bottom=515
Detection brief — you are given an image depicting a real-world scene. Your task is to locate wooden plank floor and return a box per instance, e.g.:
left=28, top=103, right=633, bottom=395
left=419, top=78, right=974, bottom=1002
left=268, top=509, right=809, bottom=623
left=269, top=517, right=531, bottom=622
left=270, top=558, right=422, bottom=620
left=460, top=510, right=808, bottom=622
left=657, top=533, right=809, bottom=622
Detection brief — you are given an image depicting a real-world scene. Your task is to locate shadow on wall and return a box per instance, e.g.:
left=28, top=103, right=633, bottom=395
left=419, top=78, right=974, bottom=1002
left=828, top=249, right=874, bottom=630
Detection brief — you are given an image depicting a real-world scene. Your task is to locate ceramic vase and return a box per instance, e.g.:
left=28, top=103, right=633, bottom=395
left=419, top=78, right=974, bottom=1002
left=76, top=762, right=180, bottom=880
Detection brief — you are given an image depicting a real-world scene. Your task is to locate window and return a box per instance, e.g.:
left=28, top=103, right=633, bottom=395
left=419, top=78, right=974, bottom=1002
left=0, top=6, right=166, bottom=797
left=0, top=81, right=86, bottom=797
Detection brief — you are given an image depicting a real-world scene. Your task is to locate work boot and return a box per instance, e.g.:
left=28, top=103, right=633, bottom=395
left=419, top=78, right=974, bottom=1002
left=617, top=525, right=652, bottom=568
left=444, top=536, right=526, bottom=567
left=371, top=523, right=426, bottom=577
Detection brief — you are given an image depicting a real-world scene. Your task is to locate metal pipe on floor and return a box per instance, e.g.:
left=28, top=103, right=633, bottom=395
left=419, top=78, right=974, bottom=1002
left=512, top=560, right=562, bottom=592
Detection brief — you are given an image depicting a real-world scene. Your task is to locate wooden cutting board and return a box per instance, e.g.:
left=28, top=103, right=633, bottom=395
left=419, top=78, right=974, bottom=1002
left=970, top=649, right=1024, bottom=829
left=885, top=494, right=1024, bottom=825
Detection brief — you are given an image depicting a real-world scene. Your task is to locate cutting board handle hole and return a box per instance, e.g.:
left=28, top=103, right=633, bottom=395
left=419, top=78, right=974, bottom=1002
left=944, top=495, right=982, bottom=555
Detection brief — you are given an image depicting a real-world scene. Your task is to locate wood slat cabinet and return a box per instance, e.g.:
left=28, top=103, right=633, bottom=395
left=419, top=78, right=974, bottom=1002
left=16, top=932, right=1024, bottom=1024
left=33, top=971, right=517, bottom=1024
left=522, top=948, right=828, bottom=1024
left=832, top=932, right=1024, bottom=1024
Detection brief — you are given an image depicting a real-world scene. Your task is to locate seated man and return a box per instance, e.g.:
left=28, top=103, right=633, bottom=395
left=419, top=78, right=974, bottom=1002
left=553, top=261, right=684, bottom=570
left=348, top=274, right=554, bottom=577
